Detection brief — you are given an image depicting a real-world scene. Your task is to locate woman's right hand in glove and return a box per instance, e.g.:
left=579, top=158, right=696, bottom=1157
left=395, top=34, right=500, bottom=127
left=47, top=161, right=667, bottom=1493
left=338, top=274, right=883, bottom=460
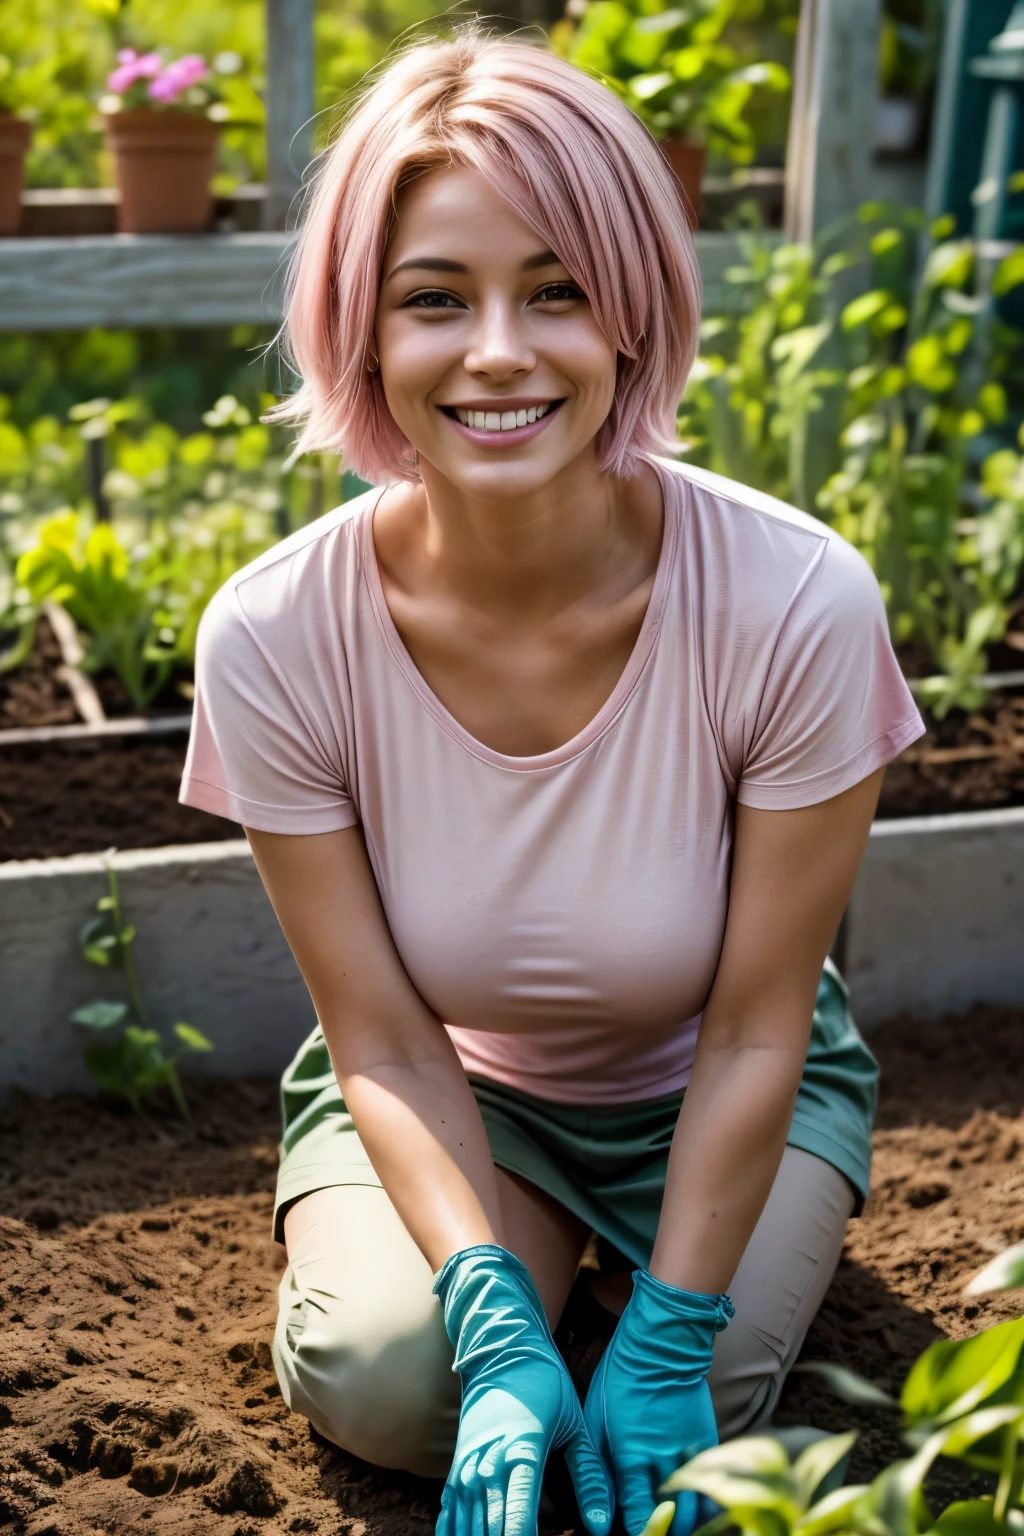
left=433, top=1244, right=614, bottom=1536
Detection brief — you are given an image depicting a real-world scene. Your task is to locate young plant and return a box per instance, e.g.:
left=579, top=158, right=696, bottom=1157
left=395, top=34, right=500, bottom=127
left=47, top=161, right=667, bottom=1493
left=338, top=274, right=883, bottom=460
left=681, top=202, right=1024, bottom=717
left=650, top=1245, right=1024, bottom=1536
left=15, top=508, right=173, bottom=710
left=71, top=851, right=213, bottom=1124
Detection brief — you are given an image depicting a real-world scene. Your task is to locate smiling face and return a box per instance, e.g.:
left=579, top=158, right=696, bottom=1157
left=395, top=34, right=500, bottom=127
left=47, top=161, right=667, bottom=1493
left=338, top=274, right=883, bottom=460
left=373, top=164, right=620, bottom=501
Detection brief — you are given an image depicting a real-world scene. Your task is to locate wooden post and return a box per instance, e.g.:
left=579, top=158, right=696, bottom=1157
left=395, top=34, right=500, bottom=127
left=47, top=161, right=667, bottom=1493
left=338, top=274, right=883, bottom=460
left=784, top=0, right=882, bottom=242
left=264, top=0, right=316, bottom=232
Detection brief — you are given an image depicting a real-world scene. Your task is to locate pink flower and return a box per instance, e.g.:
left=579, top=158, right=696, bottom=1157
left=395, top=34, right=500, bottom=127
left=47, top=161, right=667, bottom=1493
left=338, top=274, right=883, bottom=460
left=106, top=49, right=163, bottom=94
left=147, top=54, right=209, bottom=103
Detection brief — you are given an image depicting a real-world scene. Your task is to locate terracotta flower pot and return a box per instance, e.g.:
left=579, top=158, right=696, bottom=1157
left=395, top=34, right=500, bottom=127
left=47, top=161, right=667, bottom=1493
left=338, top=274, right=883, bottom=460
left=659, top=136, right=705, bottom=228
left=0, top=112, right=32, bottom=236
left=103, top=109, right=219, bottom=234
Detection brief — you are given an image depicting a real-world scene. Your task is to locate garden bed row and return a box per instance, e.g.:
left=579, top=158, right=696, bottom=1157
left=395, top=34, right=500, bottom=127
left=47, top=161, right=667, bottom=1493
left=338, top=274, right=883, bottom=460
left=3, top=616, right=1024, bottom=862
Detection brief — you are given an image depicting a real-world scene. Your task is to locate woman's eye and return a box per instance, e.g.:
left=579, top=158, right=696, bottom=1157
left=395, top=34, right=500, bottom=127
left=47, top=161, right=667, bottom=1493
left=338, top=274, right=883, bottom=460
left=405, top=290, right=462, bottom=309
left=536, top=282, right=585, bottom=303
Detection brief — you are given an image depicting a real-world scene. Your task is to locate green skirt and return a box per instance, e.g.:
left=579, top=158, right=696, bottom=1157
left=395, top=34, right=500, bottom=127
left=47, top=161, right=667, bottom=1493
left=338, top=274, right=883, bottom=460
left=272, top=958, right=878, bottom=1266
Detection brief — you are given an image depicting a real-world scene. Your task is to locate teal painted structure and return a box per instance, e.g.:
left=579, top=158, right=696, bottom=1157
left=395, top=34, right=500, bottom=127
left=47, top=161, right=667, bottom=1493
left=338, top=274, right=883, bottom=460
left=926, top=0, right=1023, bottom=238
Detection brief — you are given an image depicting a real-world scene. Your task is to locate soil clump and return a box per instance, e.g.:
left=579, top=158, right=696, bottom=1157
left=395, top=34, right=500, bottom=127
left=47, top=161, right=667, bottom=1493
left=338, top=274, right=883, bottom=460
left=1, top=1008, right=1021, bottom=1535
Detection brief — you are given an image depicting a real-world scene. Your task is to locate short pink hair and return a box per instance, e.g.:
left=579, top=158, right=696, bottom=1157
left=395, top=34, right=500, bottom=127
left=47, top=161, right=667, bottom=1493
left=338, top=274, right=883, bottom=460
left=263, top=23, right=702, bottom=484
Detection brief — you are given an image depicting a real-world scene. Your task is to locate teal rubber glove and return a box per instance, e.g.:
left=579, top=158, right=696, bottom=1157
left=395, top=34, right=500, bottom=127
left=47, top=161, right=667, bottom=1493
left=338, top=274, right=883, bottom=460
left=433, top=1244, right=613, bottom=1536
left=583, top=1270, right=734, bottom=1536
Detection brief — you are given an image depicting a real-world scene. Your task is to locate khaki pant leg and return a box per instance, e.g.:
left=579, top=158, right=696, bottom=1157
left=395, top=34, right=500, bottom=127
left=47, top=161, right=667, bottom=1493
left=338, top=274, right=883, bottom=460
left=271, top=1183, right=461, bottom=1478
left=708, top=1145, right=855, bottom=1440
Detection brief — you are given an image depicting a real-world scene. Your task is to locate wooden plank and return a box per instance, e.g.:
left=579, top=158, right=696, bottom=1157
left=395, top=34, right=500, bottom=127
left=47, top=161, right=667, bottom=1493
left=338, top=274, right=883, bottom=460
left=785, top=0, right=882, bottom=240
left=0, top=714, right=192, bottom=748
left=0, top=232, right=294, bottom=330
left=0, top=230, right=770, bottom=331
left=264, top=0, right=316, bottom=232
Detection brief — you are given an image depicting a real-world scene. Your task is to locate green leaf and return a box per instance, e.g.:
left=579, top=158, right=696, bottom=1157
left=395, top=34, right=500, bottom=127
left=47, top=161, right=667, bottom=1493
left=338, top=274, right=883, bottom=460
left=629, top=70, right=675, bottom=101
left=83, top=944, right=113, bottom=968
left=96, top=895, right=117, bottom=911
left=964, top=1240, right=1024, bottom=1295
left=907, top=335, right=957, bottom=392
left=841, top=291, right=891, bottom=330
left=871, top=228, right=903, bottom=256
left=119, top=924, right=136, bottom=946
left=173, top=1022, right=214, bottom=1054
left=992, top=248, right=1024, bottom=297
left=83, top=1038, right=130, bottom=1097
left=792, top=1361, right=898, bottom=1409
left=120, top=1026, right=174, bottom=1098
left=730, top=61, right=790, bottom=91
left=795, top=1484, right=872, bottom=1536
left=901, top=1318, right=1024, bottom=1426
left=978, top=382, right=1008, bottom=425
left=661, top=1437, right=798, bottom=1519
left=792, top=1432, right=858, bottom=1508
left=929, top=1498, right=1007, bottom=1536
left=921, top=240, right=974, bottom=292
left=70, top=1000, right=128, bottom=1029
left=929, top=1405, right=1023, bottom=1459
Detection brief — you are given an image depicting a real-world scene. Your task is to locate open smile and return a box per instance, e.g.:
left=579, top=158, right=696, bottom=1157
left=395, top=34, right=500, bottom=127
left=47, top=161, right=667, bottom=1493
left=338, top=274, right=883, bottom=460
left=437, top=398, right=565, bottom=446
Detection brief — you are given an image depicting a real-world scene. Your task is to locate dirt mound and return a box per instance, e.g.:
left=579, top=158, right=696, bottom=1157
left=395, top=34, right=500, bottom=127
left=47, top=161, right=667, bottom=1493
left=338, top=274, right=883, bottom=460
left=1, top=1010, right=1022, bottom=1535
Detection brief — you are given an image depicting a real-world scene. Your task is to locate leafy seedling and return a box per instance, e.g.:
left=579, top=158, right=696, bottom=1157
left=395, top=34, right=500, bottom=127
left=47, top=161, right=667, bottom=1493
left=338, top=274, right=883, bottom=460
left=70, top=851, right=213, bottom=1127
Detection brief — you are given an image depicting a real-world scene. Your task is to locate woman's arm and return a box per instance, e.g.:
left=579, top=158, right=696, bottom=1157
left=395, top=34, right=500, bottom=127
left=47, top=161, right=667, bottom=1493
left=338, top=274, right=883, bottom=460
left=246, top=823, right=502, bottom=1269
left=648, top=767, right=885, bottom=1293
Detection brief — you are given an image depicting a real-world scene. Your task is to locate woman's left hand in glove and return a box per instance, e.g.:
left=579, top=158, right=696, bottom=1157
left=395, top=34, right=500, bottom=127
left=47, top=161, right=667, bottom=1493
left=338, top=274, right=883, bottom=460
left=582, top=1269, right=734, bottom=1536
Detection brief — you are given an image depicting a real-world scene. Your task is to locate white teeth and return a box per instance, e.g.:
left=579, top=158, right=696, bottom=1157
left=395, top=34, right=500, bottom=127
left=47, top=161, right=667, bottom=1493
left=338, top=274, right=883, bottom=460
left=451, top=402, right=556, bottom=431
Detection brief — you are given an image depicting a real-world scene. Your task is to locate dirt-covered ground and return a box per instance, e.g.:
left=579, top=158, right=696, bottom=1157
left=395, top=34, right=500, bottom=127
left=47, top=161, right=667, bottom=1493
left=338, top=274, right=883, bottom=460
left=1, top=1007, right=1022, bottom=1536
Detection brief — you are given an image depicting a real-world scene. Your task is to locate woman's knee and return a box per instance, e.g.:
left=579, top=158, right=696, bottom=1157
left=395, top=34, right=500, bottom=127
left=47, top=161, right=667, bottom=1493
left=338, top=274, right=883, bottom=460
left=708, top=1321, right=783, bottom=1439
left=708, top=1147, right=856, bottom=1441
left=273, top=1257, right=460, bottom=1476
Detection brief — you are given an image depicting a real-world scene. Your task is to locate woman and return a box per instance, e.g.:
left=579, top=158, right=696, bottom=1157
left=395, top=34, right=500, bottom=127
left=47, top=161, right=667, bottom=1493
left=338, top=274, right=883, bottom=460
left=179, top=26, right=925, bottom=1536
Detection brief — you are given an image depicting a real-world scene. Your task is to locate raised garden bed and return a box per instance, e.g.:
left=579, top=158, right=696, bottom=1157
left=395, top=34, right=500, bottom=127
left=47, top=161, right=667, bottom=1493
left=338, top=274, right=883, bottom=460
left=3, top=615, right=1024, bottom=861
left=1, top=1004, right=1020, bottom=1534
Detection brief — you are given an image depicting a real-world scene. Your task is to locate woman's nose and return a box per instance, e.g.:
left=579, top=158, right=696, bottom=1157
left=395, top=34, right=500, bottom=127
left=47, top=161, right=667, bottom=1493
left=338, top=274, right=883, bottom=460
left=463, top=299, right=535, bottom=379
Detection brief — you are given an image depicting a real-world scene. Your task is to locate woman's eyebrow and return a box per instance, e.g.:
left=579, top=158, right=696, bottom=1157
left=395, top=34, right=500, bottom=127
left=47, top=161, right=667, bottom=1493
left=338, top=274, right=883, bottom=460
left=385, top=249, right=563, bottom=280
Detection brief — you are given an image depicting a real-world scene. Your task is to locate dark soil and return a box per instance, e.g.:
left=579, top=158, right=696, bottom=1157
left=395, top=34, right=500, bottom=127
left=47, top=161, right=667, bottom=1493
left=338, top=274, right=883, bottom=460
left=1, top=1008, right=1022, bottom=1536
left=2, top=621, right=1023, bottom=861
left=0, top=736, right=240, bottom=862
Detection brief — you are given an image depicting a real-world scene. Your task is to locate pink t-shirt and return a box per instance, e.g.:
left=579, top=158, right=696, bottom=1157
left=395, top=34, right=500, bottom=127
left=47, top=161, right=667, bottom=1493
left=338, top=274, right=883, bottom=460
left=180, top=457, right=925, bottom=1104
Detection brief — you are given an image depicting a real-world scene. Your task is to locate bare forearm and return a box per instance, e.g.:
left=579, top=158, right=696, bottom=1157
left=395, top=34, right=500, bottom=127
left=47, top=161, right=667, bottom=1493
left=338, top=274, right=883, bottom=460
left=332, top=1032, right=503, bottom=1271
left=648, top=1041, right=806, bottom=1293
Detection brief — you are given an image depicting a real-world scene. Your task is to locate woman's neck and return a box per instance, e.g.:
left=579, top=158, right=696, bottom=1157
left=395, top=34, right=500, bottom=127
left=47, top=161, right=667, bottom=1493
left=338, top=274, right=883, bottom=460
left=379, top=453, right=663, bottom=625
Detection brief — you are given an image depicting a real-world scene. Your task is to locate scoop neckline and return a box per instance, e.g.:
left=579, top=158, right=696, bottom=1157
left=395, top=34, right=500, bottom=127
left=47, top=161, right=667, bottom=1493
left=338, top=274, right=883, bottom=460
left=359, top=456, right=682, bottom=774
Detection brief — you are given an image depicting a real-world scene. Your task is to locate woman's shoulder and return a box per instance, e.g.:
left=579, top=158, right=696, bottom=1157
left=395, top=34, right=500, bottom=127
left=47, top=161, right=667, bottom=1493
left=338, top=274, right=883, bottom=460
left=201, top=486, right=381, bottom=645
left=654, top=456, right=880, bottom=627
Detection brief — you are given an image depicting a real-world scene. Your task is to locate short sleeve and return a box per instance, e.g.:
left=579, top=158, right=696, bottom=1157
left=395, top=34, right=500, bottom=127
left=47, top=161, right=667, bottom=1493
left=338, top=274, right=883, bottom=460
left=179, top=582, right=359, bottom=835
left=737, top=535, right=925, bottom=809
